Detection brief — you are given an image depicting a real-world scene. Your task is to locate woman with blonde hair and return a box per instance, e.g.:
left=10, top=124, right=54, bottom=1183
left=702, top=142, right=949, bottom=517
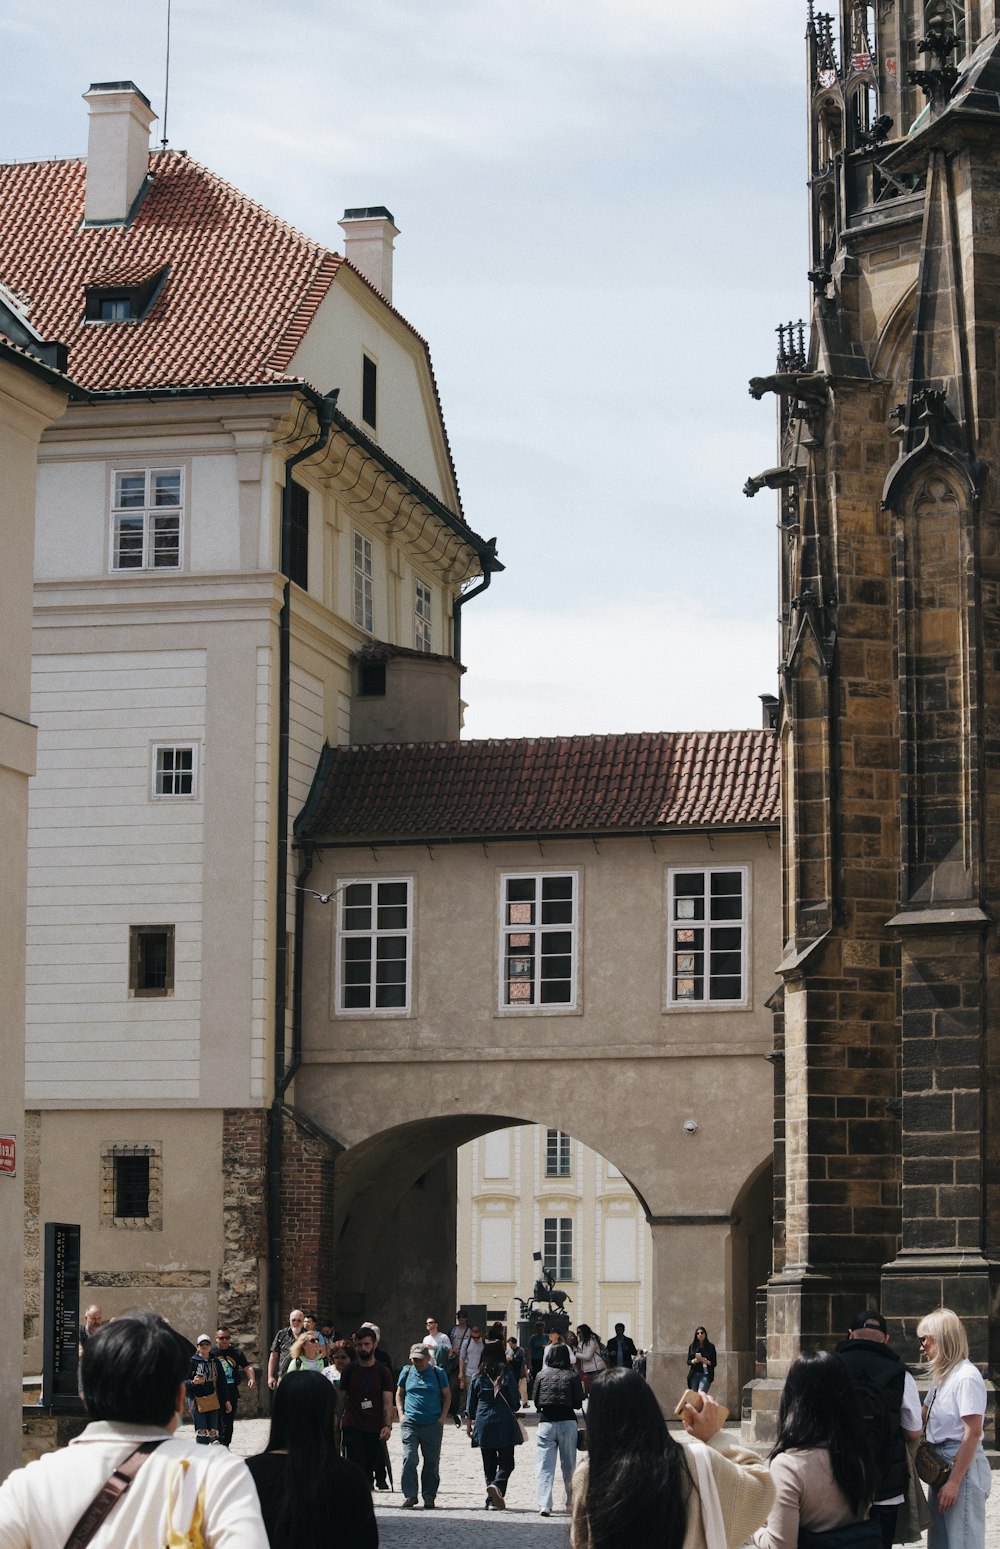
left=916, top=1308, right=991, bottom=1549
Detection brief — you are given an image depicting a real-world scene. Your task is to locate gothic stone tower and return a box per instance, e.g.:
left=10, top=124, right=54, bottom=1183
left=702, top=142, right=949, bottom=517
left=748, top=0, right=1000, bottom=1419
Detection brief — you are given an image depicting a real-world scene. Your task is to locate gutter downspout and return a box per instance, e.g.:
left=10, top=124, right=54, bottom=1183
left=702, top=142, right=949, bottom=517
left=268, top=392, right=336, bottom=1351
left=451, top=536, right=500, bottom=663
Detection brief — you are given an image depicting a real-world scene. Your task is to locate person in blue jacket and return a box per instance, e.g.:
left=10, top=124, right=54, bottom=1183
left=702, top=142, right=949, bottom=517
left=466, top=1341, right=523, bottom=1510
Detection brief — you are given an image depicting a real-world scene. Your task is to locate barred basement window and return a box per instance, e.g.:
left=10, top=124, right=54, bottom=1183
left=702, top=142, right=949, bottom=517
left=667, top=867, right=748, bottom=1006
left=543, top=1216, right=573, bottom=1282
left=114, top=1153, right=150, bottom=1218
left=545, top=1130, right=572, bottom=1177
left=501, top=873, right=577, bottom=1009
left=337, top=879, right=412, bottom=1012
left=129, top=925, right=175, bottom=997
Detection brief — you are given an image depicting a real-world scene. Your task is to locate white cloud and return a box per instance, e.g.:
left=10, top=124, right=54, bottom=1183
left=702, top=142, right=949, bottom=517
left=460, top=597, right=777, bottom=740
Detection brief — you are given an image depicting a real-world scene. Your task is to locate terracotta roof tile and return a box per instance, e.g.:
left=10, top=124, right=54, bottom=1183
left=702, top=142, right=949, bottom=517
left=296, top=730, right=780, bottom=843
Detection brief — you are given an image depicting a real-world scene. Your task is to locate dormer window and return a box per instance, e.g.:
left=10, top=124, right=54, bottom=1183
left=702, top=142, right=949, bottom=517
left=84, top=265, right=167, bottom=323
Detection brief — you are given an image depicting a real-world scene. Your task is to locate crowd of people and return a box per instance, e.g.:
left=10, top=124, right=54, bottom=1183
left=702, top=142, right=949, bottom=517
left=0, top=1302, right=990, bottom=1548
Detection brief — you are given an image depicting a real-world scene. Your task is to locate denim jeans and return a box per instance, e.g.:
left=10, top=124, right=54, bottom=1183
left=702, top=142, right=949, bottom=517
left=535, top=1418, right=577, bottom=1511
left=400, top=1419, right=443, bottom=1503
left=694, top=1370, right=712, bottom=1393
left=928, top=1438, right=991, bottom=1549
left=481, top=1444, right=516, bottom=1495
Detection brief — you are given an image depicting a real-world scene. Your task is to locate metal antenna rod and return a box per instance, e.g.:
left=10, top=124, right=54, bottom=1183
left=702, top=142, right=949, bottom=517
left=161, top=0, right=172, bottom=149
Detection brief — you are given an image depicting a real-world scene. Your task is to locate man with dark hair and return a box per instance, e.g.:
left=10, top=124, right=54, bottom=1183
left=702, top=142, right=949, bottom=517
left=605, top=1322, right=637, bottom=1369
left=0, top=1310, right=268, bottom=1546
left=211, top=1326, right=255, bottom=1447
left=835, top=1310, right=922, bottom=1549
left=340, top=1327, right=394, bottom=1491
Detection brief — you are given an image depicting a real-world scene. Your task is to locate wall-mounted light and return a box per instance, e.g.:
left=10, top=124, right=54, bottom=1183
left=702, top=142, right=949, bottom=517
left=683, top=1119, right=698, bottom=1134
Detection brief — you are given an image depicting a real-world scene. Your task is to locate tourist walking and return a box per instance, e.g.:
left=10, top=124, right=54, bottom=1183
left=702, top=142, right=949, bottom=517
left=507, top=1334, right=529, bottom=1406
left=605, top=1322, right=637, bottom=1369
left=916, top=1307, right=992, bottom=1549
left=246, top=1370, right=377, bottom=1549
left=467, top=1343, right=523, bottom=1509
left=395, top=1343, right=451, bottom=1509
left=835, top=1310, right=923, bottom=1548
left=459, top=1322, right=486, bottom=1413
left=749, top=1349, right=879, bottom=1549
left=267, top=1308, right=306, bottom=1389
left=212, top=1326, right=256, bottom=1447
left=284, top=1330, right=329, bottom=1374
left=422, top=1317, right=452, bottom=1364
left=686, top=1327, right=717, bottom=1393
left=576, top=1324, right=606, bottom=1392
left=341, top=1328, right=394, bottom=1491
left=532, top=1343, right=584, bottom=1516
left=187, top=1335, right=230, bottom=1445
left=572, top=1370, right=774, bottom=1549
left=0, top=1311, right=269, bottom=1547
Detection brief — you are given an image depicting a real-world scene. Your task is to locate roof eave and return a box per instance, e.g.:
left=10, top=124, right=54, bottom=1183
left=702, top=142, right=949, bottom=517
left=296, top=821, right=780, bottom=850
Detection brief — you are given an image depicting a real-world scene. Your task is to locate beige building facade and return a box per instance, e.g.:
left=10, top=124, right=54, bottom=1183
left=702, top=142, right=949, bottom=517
left=0, top=325, right=69, bottom=1479
left=295, top=731, right=780, bottom=1414
left=1, top=82, right=498, bottom=1386
left=457, top=1125, right=653, bottom=1349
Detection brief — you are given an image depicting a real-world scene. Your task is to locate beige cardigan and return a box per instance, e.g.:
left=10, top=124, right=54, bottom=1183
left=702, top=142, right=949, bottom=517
left=750, top=1448, right=860, bottom=1549
left=572, top=1436, right=775, bottom=1549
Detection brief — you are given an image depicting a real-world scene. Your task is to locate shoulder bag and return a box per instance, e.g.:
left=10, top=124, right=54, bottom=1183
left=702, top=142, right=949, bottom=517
left=913, top=1389, right=952, bottom=1489
left=63, top=1439, right=167, bottom=1549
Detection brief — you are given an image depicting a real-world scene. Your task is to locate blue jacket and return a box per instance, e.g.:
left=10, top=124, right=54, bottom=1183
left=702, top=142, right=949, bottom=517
left=467, top=1368, right=523, bottom=1448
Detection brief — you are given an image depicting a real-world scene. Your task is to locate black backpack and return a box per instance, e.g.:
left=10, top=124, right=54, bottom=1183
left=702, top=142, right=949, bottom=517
left=851, top=1362, right=901, bottom=1484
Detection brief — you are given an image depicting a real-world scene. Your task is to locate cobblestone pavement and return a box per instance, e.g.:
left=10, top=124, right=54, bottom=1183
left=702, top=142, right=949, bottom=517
left=232, top=1415, right=1000, bottom=1548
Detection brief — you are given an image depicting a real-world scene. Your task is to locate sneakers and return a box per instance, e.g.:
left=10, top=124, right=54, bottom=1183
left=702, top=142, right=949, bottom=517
left=540, top=1507, right=551, bottom=1516
left=487, top=1483, right=505, bottom=1510
left=401, top=1498, right=418, bottom=1509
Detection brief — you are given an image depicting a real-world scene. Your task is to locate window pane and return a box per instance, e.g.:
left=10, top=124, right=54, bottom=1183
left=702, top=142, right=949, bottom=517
left=710, top=950, right=742, bottom=977
left=507, top=878, right=536, bottom=902
left=541, top=876, right=573, bottom=901
left=376, top=938, right=406, bottom=966
left=115, top=473, right=146, bottom=507
left=541, top=895, right=573, bottom=925
left=115, top=515, right=144, bottom=567
left=709, top=975, right=743, bottom=1001
left=674, top=874, right=705, bottom=899
left=344, top=884, right=371, bottom=932
left=343, top=984, right=371, bottom=1008
left=151, top=514, right=180, bottom=568
left=343, top=939, right=371, bottom=980
left=152, top=470, right=181, bottom=506
left=140, top=934, right=168, bottom=989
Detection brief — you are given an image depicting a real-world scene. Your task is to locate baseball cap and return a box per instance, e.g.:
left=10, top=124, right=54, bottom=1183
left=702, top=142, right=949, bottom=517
left=409, top=1343, right=430, bottom=1360
left=849, top=1310, right=887, bottom=1335
left=196, top=1334, right=212, bottom=1345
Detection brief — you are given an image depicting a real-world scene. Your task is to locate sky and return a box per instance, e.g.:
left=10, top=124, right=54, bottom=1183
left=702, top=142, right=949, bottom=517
left=2, top=0, right=808, bottom=739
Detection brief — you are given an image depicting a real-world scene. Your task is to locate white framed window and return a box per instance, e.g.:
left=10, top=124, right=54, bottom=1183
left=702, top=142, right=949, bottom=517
left=667, top=866, right=748, bottom=1006
left=543, top=1216, right=573, bottom=1281
left=415, top=579, right=432, bottom=652
left=111, top=468, right=182, bottom=571
left=150, top=743, right=198, bottom=799
left=545, top=1129, right=571, bottom=1177
left=336, top=878, right=411, bottom=1012
left=500, top=872, right=577, bottom=1010
left=353, top=531, right=374, bottom=633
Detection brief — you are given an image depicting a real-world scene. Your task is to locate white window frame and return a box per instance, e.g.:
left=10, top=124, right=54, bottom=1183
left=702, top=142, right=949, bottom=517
left=335, top=876, right=412, bottom=1015
left=543, top=1216, right=573, bottom=1282
left=353, top=530, right=374, bottom=633
left=666, top=864, right=749, bottom=1009
left=545, top=1129, right=572, bottom=1177
left=110, top=467, right=183, bottom=572
left=414, top=578, right=432, bottom=653
left=150, top=742, right=199, bottom=800
left=499, top=871, right=578, bottom=1012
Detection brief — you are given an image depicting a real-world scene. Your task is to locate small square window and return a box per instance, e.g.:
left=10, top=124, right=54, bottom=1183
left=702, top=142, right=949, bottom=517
left=129, top=926, right=175, bottom=997
left=100, top=1144, right=162, bottom=1231
left=152, top=744, right=196, bottom=799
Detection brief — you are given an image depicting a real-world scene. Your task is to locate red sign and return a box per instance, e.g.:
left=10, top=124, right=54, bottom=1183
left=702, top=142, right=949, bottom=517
left=0, top=1135, right=15, bottom=1176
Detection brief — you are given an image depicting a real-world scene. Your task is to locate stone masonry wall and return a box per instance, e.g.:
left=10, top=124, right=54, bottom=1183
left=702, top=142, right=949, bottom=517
left=220, top=1108, right=268, bottom=1369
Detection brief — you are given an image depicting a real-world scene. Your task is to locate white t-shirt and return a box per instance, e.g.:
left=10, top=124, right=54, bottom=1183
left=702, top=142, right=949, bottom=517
left=463, top=1338, right=485, bottom=1379
left=926, top=1360, right=987, bottom=1444
left=422, top=1332, right=451, bottom=1363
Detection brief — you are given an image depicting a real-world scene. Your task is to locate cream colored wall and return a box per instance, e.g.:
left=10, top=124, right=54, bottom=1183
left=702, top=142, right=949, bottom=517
left=0, top=355, right=67, bottom=1483
left=299, top=827, right=779, bottom=1410
left=25, top=1109, right=227, bottom=1374
left=456, top=1126, right=653, bottom=1347
left=287, top=273, right=458, bottom=508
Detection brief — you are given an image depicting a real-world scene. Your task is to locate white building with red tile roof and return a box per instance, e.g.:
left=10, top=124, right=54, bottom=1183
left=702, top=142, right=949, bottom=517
left=3, top=79, right=500, bottom=1380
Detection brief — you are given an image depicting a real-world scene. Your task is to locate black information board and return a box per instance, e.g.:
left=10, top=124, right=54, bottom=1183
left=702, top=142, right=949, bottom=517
left=42, top=1222, right=84, bottom=1411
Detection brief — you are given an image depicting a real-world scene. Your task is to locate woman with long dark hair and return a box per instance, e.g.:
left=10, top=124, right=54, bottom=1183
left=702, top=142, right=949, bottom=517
left=687, top=1327, right=717, bottom=1393
left=246, top=1370, right=378, bottom=1549
left=467, top=1342, right=523, bottom=1509
left=750, top=1349, right=879, bottom=1549
left=572, top=1369, right=773, bottom=1549
left=576, top=1324, right=607, bottom=1392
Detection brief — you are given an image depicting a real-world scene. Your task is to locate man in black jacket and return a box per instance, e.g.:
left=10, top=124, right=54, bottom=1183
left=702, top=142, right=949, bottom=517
left=605, top=1323, right=638, bottom=1369
left=835, top=1310, right=922, bottom=1549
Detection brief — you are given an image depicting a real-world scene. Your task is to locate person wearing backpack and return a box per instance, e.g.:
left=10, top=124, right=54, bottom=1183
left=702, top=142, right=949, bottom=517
left=835, top=1311, right=922, bottom=1549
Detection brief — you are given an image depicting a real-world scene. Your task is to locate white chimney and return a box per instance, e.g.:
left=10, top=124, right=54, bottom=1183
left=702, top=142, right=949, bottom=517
left=338, top=207, right=400, bottom=303
left=83, top=81, right=157, bottom=226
